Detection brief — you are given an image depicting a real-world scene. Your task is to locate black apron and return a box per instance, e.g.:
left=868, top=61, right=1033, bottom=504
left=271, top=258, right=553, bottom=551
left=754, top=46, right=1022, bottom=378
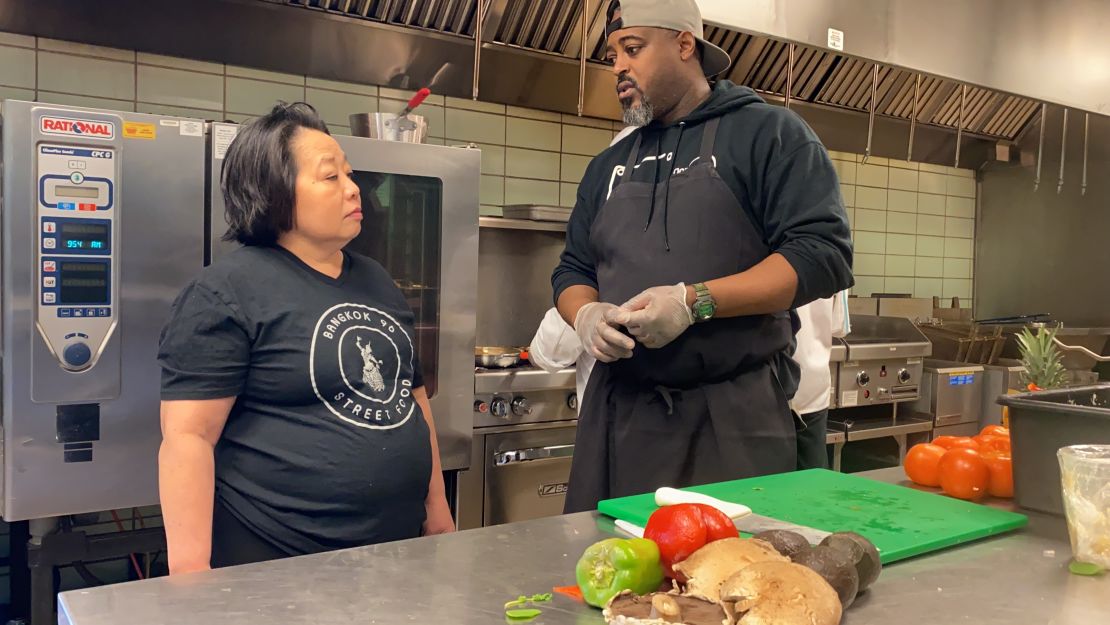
left=564, top=118, right=798, bottom=513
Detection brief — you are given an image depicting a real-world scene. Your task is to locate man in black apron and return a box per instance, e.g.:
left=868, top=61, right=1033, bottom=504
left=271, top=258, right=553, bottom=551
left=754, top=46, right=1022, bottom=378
left=553, top=0, right=854, bottom=513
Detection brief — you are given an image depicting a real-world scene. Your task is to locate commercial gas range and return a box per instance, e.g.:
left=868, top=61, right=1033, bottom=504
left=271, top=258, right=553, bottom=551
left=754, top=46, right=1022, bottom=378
left=455, top=364, right=578, bottom=530
left=831, top=315, right=932, bottom=408
left=828, top=315, right=935, bottom=470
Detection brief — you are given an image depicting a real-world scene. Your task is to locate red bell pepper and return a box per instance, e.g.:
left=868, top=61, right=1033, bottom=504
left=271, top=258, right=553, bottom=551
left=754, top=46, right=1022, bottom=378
left=643, top=503, right=738, bottom=579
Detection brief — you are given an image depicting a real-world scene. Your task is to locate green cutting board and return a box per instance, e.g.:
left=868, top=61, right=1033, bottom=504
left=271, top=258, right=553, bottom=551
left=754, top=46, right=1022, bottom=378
left=597, top=469, right=1028, bottom=564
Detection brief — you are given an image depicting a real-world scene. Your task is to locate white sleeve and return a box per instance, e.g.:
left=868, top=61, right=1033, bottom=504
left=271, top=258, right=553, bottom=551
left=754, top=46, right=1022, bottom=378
left=528, top=308, right=582, bottom=372
left=831, top=289, right=851, bottom=338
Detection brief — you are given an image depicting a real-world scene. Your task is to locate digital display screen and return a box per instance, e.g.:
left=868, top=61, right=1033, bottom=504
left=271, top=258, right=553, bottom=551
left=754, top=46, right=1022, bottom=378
left=59, top=221, right=110, bottom=252
left=59, top=261, right=109, bottom=304
left=54, top=185, right=100, bottom=199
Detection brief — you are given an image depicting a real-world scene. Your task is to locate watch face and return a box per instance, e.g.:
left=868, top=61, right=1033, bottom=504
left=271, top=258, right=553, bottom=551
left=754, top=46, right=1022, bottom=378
left=694, top=300, right=715, bottom=321
left=691, top=284, right=715, bottom=322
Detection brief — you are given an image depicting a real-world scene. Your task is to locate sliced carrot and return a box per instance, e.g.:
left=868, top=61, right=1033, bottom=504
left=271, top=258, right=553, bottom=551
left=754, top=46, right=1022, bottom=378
left=553, top=585, right=584, bottom=602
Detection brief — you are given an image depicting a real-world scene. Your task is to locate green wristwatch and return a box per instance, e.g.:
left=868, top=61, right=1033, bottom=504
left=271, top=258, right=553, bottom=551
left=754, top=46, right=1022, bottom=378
left=690, top=282, right=716, bottom=323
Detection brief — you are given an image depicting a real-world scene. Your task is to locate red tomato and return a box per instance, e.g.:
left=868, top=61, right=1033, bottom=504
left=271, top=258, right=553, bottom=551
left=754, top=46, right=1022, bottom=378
left=904, top=443, right=947, bottom=487
left=979, top=425, right=1010, bottom=438
left=981, top=451, right=1014, bottom=498
left=938, top=448, right=990, bottom=501
left=933, top=436, right=980, bottom=451
left=932, top=436, right=958, bottom=449
left=975, top=434, right=1012, bottom=454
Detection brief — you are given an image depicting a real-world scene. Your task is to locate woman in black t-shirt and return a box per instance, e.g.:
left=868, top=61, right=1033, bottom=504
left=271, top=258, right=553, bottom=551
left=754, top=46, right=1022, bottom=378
left=157, top=103, right=454, bottom=574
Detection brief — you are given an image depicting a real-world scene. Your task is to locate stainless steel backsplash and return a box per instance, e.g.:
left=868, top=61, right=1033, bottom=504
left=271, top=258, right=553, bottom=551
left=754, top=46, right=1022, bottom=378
left=476, top=227, right=567, bottom=348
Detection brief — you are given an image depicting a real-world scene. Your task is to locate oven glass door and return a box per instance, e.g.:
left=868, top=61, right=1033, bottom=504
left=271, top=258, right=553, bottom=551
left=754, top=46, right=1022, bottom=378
left=346, top=170, right=442, bottom=397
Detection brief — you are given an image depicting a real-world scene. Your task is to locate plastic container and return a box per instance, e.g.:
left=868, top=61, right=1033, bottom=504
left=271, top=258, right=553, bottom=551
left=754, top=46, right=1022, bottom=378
left=1057, top=445, right=1110, bottom=568
left=997, top=384, right=1110, bottom=515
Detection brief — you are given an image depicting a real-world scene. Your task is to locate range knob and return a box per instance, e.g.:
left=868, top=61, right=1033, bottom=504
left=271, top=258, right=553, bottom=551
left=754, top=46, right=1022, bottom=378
left=62, top=341, right=92, bottom=370
left=511, top=396, right=533, bottom=417
left=490, top=397, right=510, bottom=419
left=856, top=371, right=871, bottom=387
left=897, top=368, right=912, bottom=384
left=568, top=394, right=578, bottom=411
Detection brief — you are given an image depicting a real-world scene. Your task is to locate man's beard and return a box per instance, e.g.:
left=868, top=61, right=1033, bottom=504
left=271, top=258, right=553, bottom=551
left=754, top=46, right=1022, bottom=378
left=618, top=73, right=655, bottom=127
left=622, top=92, right=655, bottom=127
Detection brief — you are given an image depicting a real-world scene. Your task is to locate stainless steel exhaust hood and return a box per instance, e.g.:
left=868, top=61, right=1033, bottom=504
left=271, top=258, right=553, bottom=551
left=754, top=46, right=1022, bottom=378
left=698, top=0, right=1110, bottom=119
left=273, top=0, right=1044, bottom=141
left=0, top=0, right=1045, bottom=143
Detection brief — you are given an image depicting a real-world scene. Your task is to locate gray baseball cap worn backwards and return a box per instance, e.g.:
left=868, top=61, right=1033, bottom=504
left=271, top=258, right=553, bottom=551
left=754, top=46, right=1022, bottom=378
left=604, top=0, right=733, bottom=77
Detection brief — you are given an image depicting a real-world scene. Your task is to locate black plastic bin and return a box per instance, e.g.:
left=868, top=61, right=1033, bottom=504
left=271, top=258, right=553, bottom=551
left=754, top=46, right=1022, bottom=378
left=998, top=384, right=1110, bottom=515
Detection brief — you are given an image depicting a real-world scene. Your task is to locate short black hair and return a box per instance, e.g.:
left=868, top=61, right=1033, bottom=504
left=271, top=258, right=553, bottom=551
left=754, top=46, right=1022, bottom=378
left=220, top=101, right=330, bottom=246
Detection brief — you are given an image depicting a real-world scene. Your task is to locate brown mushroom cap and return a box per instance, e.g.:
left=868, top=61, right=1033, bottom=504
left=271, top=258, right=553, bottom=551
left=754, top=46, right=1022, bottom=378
left=719, top=561, right=842, bottom=625
left=603, top=591, right=732, bottom=625
left=672, top=538, right=789, bottom=602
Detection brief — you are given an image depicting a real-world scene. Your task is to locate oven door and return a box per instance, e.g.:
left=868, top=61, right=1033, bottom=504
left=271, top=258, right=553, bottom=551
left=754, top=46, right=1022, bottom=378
left=484, top=423, right=576, bottom=526
left=337, top=137, right=479, bottom=471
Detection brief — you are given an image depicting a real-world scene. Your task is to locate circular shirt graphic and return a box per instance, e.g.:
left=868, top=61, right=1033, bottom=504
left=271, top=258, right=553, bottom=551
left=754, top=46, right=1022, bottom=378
left=310, top=303, right=417, bottom=430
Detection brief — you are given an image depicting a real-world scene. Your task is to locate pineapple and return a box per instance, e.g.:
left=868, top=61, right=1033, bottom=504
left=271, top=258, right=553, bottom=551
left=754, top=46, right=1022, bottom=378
left=1017, top=325, right=1067, bottom=390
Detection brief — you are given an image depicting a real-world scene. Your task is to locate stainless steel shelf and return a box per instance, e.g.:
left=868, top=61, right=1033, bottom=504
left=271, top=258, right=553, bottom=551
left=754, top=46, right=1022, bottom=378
left=839, top=415, right=935, bottom=442
left=478, top=216, right=567, bottom=233
left=475, top=367, right=576, bottom=393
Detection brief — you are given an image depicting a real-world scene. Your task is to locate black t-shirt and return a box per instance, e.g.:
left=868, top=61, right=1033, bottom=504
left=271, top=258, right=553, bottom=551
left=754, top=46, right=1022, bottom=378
left=158, top=245, right=431, bottom=555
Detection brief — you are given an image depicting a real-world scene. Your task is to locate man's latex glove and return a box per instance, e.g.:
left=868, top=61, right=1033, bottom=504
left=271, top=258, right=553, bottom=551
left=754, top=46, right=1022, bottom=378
left=621, top=283, right=695, bottom=349
left=574, top=302, right=635, bottom=363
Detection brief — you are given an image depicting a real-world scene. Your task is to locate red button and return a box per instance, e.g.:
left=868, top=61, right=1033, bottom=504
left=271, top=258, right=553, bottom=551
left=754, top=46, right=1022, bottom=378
left=78, top=203, right=96, bottom=211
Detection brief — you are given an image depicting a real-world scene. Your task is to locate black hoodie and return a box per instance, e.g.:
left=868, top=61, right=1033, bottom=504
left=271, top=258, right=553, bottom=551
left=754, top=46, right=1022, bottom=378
left=552, top=81, right=853, bottom=309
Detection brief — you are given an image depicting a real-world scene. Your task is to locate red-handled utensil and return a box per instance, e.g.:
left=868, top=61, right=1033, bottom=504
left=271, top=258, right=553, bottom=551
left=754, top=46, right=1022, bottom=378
left=399, top=88, right=431, bottom=117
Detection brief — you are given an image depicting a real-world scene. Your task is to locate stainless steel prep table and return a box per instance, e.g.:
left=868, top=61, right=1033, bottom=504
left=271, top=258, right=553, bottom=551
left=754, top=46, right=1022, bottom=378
left=58, top=469, right=1108, bottom=625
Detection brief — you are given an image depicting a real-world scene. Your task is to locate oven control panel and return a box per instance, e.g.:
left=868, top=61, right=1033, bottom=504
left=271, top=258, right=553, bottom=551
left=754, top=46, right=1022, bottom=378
left=36, top=138, right=119, bottom=372
left=837, top=358, right=923, bottom=407
left=473, top=389, right=577, bottom=428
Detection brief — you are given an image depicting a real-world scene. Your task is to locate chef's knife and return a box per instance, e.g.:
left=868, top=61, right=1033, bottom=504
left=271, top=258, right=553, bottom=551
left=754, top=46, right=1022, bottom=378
left=615, top=513, right=830, bottom=545
left=732, top=512, right=831, bottom=545
left=615, top=487, right=833, bottom=545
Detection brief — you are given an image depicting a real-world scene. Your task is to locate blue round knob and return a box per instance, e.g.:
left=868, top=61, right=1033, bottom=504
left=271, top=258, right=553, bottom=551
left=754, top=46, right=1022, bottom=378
left=63, top=342, right=92, bottom=368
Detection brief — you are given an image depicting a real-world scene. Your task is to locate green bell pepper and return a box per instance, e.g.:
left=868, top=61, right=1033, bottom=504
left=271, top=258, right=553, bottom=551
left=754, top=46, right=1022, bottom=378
left=575, top=537, right=665, bottom=608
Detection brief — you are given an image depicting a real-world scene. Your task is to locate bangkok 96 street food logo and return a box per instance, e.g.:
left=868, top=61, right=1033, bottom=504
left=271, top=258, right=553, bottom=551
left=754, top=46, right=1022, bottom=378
left=310, top=303, right=416, bottom=430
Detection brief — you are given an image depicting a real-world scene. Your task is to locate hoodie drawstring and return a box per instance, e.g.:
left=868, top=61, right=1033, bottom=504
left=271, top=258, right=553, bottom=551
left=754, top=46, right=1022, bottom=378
left=660, top=122, right=686, bottom=251
left=643, top=133, right=663, bottom=234
left=641, top=123, right=687, bottom=252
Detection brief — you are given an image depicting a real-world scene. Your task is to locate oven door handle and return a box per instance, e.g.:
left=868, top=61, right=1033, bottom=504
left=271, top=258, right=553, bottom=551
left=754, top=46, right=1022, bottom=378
left=493, top=444, right=575, bottom=466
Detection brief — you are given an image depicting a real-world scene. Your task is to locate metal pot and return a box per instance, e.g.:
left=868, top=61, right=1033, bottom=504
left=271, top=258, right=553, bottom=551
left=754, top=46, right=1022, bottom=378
left=475, top=346, right=521, bottom=368
left=349, top=112, right=428, bottom=143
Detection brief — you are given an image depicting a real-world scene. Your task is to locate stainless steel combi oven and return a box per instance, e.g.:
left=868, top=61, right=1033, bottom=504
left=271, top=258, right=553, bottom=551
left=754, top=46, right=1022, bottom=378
left=1, top=101, right=205, bottom=520
left=1, top=103, right=479, bottom=523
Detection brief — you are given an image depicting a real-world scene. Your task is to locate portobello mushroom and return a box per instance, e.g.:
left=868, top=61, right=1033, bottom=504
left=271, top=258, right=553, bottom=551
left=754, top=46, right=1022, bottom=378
left=603, top=591, right=732, bottom=625
left=719, top=561, right=842, bottom=625
left=671, top=538, right=789, bottom=602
